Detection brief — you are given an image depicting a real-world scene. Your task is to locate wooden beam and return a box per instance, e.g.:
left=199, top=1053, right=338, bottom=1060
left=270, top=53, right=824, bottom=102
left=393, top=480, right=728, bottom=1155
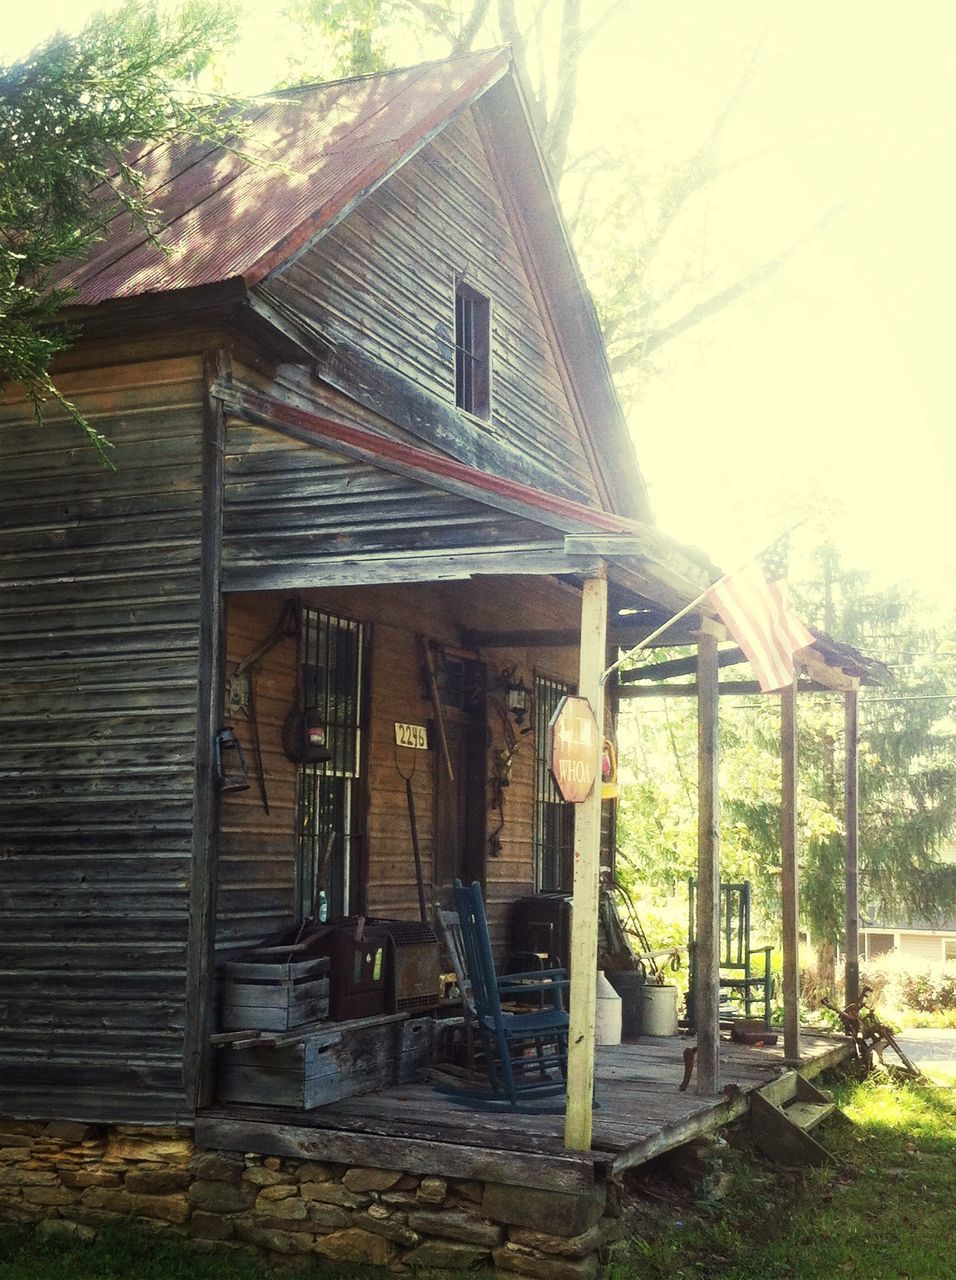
left=780, top=678, right=801, bottom=1065
left=183, top=349, right=228, bottom=1113
left=619, top=646, right=746, bottom=683
left=564, top=569, right=608, bottom=1151
left=618, top=679, right=833, bottom=699
left=844, top=689, right=861, bottom=1007
left=195, top=1116, right=596, bottom=1193
left=695, top=628, right=720, bottom=1096
left=222, top=548, right=606, bottom=595
left=462, top=621, right=705, bottom=650
left=799, top=647, right=862, bottom=692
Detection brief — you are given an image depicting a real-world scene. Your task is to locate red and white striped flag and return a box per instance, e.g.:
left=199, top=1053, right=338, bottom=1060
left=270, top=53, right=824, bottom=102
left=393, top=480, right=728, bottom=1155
left=707, top=561, right=814, bottom=693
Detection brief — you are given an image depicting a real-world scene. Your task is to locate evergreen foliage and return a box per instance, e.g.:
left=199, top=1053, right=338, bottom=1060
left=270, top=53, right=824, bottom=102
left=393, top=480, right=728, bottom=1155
left=0, top=0, right=243, bottom=459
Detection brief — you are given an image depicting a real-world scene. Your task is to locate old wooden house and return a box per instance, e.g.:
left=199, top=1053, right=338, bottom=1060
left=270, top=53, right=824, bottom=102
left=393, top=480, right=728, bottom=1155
left=0, top=48, right=860, bottom=1270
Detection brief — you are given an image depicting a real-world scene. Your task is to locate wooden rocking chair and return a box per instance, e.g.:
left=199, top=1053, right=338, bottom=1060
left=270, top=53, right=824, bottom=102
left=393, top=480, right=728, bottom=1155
left=439, top=880, right=569, bottom=1106
left=687, top=878, right=774, bottom=1030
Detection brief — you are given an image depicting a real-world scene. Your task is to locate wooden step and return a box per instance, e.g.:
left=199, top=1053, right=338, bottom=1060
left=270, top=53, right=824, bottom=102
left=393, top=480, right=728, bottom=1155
left=750, top=1072, right=838, bottom=1167
left=784, top=1099, right=836, bottom=1132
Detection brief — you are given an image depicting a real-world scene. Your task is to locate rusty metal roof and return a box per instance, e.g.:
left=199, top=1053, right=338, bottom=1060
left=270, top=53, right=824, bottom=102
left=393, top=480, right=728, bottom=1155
left=53, top=49, right=510, bottom=307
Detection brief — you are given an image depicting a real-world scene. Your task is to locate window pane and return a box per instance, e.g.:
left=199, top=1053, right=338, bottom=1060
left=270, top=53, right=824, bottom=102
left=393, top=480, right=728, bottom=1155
left=455, top=281, right=490, bottom=418
left=295, top=608, right=366, bottom=919
left=534, top=675, right=575, bottom=891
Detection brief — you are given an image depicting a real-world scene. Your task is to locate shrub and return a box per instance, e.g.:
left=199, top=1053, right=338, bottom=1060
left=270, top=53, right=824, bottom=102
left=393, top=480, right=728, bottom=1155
left=862, top=954, right=956, bottom=1014
left=898, top=965, right=956, bottom=1012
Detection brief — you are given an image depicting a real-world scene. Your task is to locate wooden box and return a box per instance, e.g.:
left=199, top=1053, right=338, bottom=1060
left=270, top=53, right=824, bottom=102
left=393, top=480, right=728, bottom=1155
left=216, top=1013, right=434, bottom=1109
left=220, top=955, right=330, bottom=1032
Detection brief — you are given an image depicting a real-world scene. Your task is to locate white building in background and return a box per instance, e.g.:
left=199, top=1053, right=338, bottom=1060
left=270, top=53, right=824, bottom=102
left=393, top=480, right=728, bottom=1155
left=860, top=844, right=956, bottom=965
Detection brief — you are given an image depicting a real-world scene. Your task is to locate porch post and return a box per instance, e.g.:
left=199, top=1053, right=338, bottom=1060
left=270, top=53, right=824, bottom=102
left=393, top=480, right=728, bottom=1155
left=780, top=676, right=801, bottom=1064
left=844, top=688, right=861, bottom=1007
left=564, top=567, right=608, bottom=1152
left=695, top=623, right=721, bottom=1095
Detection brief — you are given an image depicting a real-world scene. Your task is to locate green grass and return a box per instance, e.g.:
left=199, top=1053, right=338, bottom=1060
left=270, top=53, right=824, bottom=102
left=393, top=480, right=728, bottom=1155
left=0, top=1222, right=386, bottom=1280
left=0, top=1225, right=280, bottom=1280
left=607, top=1071, right=956, bottom=1279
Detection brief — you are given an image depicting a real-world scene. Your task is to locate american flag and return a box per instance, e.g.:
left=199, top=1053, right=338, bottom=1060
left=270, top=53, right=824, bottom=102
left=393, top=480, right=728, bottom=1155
left=707, top=552, right=814, bottom=694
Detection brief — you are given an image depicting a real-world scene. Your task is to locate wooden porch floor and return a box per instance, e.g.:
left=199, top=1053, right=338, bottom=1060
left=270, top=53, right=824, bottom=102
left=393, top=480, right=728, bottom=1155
left=197, top=1031, right=852, bottom=1193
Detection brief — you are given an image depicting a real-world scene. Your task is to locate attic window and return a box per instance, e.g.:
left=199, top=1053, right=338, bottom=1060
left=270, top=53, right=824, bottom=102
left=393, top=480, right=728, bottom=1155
left=455, top=281, right=490, bottom=419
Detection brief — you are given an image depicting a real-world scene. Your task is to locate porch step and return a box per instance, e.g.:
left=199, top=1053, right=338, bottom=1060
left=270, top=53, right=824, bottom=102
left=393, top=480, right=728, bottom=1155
left=785, top=1099, right=836, bottom=1133
left=750, top=1071, right=837, bottom=1167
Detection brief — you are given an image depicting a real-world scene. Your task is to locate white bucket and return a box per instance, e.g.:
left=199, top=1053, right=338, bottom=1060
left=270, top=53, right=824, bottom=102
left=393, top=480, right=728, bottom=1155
left=595, top=970, right=622, bottom=1046
left=641, top=983, right=679, bottom=1036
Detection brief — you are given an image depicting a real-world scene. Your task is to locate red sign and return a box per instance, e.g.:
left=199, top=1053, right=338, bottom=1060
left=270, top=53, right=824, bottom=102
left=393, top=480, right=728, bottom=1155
left=549, top=696, right=600, bottom=803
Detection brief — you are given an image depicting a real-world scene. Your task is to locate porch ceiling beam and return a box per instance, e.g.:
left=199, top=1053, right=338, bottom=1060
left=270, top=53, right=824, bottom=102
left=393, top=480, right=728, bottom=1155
left=462, top=620, right=706, bottom=650
left=618, top=679, right=834, bottom=699
left=222, top=548, right=605, bottom=594
left=619, top=645, right=747, bottom=683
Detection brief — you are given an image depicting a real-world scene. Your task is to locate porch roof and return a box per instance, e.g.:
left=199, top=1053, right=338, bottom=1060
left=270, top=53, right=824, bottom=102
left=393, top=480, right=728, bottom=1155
left=218, top=382, right=717, bottom=616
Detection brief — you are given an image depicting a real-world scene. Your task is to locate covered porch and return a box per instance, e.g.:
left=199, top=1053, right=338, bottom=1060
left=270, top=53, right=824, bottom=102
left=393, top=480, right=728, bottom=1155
left=199, top=1032, right=850, bottom=1190
left=196, top=389, right=870, bottom=1165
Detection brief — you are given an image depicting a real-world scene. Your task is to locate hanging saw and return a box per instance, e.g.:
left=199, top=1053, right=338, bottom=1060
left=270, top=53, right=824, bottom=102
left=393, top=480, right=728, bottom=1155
left=226, top=599, right=301, bottom=814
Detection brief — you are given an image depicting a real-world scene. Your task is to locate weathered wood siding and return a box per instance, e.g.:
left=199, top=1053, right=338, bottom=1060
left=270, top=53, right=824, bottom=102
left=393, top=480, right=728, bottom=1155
left=220, top=414, right=558, bottom=594
left=262, top=108, right=602, bottom=506
left=0, top=356, right=206, bottom=1123
left=217, top=597, right=299, bottom=949
left=217, top=580, right=580, bottom=955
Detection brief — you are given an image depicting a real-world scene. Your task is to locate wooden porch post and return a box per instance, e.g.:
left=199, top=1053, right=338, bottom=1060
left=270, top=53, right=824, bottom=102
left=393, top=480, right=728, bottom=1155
left=564, top=568, right=608, bottom=1152
left=780, top=677, right=801, bottom=1064
left=844, top=689, right=861, bottom=1007
left=695, top=624, right=721, bottom=1095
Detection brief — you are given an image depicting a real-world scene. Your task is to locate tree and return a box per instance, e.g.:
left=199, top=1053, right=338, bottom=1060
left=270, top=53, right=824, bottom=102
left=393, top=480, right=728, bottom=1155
left=0, top=0, right=243, bottom=460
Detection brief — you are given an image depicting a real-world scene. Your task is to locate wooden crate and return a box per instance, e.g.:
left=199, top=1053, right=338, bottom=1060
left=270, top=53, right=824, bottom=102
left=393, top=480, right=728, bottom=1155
left=220, top=955, right=330, bottom=1032
left=216, top=1013, right=434, bottom=1109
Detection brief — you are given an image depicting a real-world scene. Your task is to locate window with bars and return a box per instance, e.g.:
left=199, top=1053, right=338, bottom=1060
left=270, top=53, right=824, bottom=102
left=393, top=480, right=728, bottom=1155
left=533, top=674, right=575, bottom=891
left=295, top=608, right=367, bottom=920
left=454, top=280, right=490, bottom=419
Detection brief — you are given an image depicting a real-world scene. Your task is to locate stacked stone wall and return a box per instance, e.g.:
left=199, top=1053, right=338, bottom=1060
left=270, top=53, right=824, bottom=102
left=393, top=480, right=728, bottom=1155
left=0, top=1117, right=621, bottom=1276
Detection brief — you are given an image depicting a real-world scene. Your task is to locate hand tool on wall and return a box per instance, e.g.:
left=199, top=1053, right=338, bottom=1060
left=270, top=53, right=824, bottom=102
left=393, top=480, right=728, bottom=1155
left=420, top=637, right=454, bottom=783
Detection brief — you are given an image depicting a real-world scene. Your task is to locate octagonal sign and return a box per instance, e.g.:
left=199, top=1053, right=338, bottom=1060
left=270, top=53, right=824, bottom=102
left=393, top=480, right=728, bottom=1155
left=549, top=695, right=600, bottom=803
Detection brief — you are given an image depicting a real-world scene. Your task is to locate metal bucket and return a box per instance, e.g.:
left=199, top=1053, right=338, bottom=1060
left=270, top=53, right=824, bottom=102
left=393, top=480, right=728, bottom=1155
left=595, top=971, right=622, bottom=1046
left=641, top=983, right=679, bottom=1036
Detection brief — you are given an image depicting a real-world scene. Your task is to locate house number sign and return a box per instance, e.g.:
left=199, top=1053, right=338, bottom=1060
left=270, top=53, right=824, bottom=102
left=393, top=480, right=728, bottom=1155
left=394, top=722, right=429, bottom=750
left=549, top=695, right=600, bottom=803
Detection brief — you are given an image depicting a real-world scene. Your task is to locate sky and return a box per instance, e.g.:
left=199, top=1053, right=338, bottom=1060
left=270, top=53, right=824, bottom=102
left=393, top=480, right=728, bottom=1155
left=6, top=0, right=955, bottom=603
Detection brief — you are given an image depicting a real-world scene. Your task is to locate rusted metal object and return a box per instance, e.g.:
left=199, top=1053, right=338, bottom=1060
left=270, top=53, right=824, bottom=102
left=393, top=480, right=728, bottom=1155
left=822, top=988, right=921, bottom=1078
left=678, top=1045, right=697, bottom=1092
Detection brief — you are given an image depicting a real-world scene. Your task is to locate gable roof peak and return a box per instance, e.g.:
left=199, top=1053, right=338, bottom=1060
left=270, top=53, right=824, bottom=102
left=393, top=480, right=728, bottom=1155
left=52, top=47, right=512, bottom=308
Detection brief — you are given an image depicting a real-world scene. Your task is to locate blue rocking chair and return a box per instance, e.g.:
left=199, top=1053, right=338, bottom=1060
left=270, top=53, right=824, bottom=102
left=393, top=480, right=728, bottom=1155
left=450, top=880, right=569, bottom=1106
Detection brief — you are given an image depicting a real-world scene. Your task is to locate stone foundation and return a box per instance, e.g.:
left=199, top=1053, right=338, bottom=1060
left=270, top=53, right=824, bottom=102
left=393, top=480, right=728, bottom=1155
left=0, top=1117, right=621, bottom=1275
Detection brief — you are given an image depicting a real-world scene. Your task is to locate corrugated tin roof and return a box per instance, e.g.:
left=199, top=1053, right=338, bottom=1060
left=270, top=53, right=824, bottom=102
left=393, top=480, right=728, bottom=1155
left=53, top=49, right=510, bottom=307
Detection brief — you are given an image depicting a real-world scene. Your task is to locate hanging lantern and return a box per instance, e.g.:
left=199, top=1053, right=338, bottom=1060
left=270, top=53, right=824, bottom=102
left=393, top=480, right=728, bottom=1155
left=501, top=669, right=532, bottom=731
left=215, top=727, right=250, bottom=792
